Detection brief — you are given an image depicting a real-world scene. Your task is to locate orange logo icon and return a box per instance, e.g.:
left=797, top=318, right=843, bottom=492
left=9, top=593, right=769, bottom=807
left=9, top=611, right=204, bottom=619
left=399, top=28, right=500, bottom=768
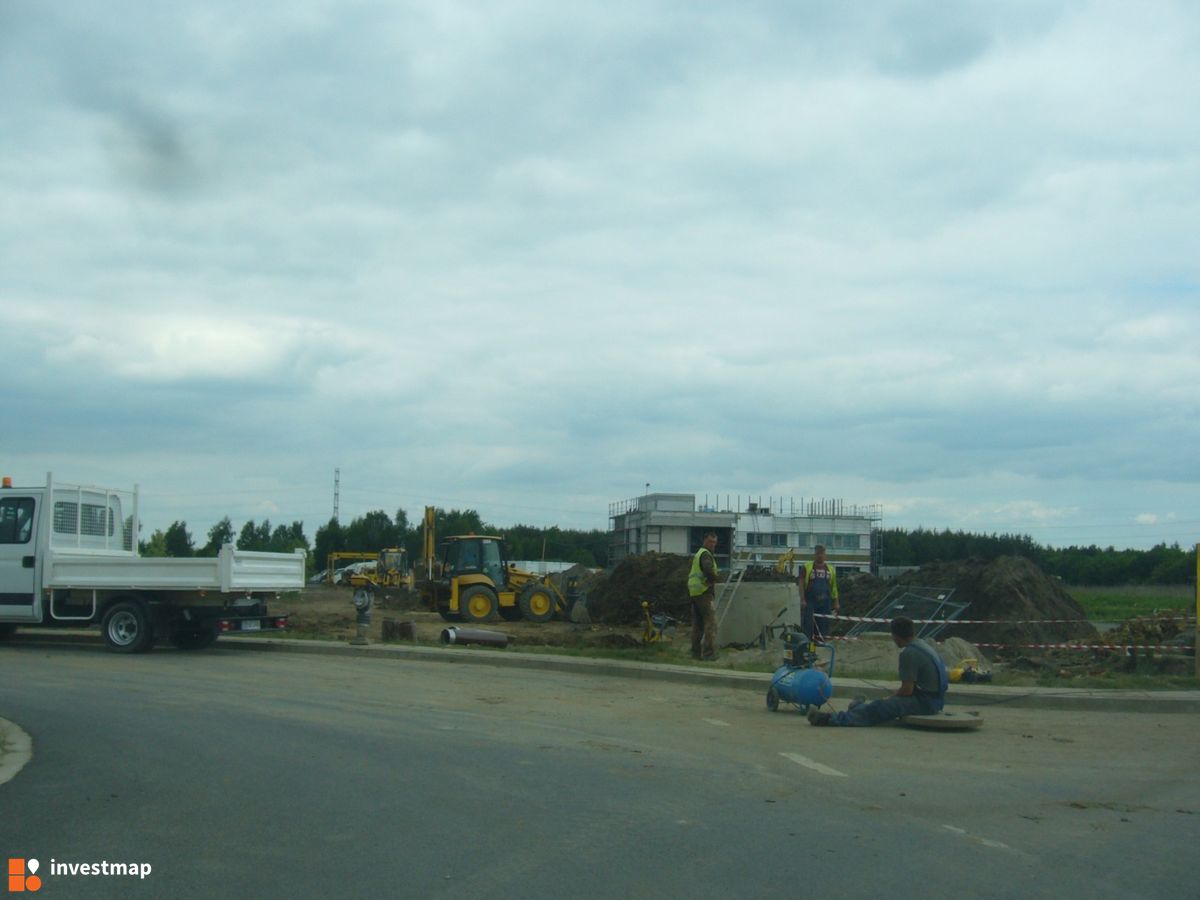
left=7, top=859, right=41, bottom=893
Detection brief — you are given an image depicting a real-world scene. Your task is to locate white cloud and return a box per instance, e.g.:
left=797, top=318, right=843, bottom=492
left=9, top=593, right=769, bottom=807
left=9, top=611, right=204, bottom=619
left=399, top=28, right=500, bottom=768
left=2, top=0, right=1197, bottom=549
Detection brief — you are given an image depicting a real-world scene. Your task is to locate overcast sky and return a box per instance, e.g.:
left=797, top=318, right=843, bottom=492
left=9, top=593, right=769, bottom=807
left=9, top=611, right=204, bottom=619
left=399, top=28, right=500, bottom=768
left=3, top=1, right=1197, bottom=552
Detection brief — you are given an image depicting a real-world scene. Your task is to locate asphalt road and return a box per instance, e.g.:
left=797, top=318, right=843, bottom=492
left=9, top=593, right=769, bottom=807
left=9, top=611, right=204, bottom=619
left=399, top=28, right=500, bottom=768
left=2, top=642, right=1197, bottom=899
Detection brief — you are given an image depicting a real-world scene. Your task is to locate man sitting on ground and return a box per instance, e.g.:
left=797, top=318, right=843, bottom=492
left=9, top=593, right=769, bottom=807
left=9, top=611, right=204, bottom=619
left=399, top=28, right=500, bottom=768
left=808, top=615, right=948, bottom=727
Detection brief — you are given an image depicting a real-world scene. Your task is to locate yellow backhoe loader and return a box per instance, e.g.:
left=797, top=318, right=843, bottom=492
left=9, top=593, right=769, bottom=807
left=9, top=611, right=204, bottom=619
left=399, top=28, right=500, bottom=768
left=414, top=506, right=569, bottom=624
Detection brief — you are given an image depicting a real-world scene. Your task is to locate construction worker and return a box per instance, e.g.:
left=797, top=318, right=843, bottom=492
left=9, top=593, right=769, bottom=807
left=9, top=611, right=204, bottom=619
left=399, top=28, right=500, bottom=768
left=687, top=532, right=720, bottom=661
left=799, top=544, right=839, bottom=642
left=807, top=616, right=948, bottom=726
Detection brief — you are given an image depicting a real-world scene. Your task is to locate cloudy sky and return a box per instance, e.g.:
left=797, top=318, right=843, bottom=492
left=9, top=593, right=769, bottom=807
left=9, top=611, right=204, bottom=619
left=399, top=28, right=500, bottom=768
left=3, top=1, right=1197, bottom=551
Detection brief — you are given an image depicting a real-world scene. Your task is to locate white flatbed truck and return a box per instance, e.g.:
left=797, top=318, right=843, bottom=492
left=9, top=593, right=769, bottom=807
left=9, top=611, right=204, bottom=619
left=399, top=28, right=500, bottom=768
left=0, top=474, right=305, bottom=652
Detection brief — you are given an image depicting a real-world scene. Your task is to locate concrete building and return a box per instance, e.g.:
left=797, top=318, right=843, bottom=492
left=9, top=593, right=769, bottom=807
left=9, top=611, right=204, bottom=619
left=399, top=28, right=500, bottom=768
left=608, top=492, right=881, bottom=575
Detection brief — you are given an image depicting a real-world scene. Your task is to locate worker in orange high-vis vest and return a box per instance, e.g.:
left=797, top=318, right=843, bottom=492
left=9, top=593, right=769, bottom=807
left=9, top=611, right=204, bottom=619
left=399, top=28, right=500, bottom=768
left=687, top=532, right=720, bottom=660
left=799, top=543, right=839, bottom=643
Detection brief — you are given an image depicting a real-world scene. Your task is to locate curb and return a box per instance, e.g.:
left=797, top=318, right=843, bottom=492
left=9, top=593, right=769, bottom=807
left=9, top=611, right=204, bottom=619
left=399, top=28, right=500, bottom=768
left=0, top=718, right=33, bottom=787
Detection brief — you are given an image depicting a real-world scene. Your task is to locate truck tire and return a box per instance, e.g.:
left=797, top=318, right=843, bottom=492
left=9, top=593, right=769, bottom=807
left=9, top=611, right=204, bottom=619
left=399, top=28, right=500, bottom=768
left=459, top=586, right=497, bottom=623
left=518, top=584, right=557, bottom=623
left=169, top=624, right=219, bottom=650
left=101, top=599, right=155, bottom=654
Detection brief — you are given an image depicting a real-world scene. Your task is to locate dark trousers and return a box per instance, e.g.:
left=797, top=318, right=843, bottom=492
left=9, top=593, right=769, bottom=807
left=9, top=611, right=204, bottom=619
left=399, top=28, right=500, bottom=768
left=803, top=599, right=832, bottom=642
left=690, top=592, right=716, bottom=657
left=830, top=692, right=939, bottom=726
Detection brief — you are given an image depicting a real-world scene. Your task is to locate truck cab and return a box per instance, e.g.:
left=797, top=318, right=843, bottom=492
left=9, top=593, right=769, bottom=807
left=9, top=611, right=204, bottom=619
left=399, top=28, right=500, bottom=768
left=0, top=481, right=40, bottom=625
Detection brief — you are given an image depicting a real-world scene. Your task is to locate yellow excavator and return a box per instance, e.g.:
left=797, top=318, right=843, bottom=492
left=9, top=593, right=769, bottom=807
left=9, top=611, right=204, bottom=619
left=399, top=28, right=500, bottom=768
left=349, top=547, right=409, bottom=589
left=414, top=506, right=570, bottom=623
left=774, top=548, right=798, bottom=575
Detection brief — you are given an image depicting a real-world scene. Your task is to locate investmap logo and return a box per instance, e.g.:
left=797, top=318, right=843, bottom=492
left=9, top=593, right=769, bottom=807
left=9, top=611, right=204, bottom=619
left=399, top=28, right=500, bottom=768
left=7, top=859, right=40, bottom=893
left=7, top=857, right=152, bottom=891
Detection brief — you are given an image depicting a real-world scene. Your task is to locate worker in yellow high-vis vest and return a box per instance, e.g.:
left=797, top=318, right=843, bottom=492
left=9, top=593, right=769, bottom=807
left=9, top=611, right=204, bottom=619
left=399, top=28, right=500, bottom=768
left=687, top=531, right=720, bottom=660
left=799, top=543, right=839, bottom=643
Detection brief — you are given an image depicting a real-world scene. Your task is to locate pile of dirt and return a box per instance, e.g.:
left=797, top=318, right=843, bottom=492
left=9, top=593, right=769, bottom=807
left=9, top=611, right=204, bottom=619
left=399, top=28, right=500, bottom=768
left=835, top=556, right=1096, bottom=654
left=588, top=553, right=695, bottom=625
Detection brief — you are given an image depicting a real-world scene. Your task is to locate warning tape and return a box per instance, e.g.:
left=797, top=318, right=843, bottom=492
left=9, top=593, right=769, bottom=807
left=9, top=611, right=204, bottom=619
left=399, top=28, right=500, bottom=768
left=971, top=641, right=1190, bottom=653
left=815, top=612, right=1197, bottom=627
left=814, top=633, right=1191, bottom=654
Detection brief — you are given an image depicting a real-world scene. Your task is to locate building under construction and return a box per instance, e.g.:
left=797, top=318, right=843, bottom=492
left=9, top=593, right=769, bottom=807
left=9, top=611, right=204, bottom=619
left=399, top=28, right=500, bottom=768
left=607, top=492, right=881, bottom=574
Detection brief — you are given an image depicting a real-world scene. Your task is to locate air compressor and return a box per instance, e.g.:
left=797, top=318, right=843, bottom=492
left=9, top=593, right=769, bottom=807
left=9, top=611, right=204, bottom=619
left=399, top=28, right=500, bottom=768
left=765, top=629, right=835, bottom=713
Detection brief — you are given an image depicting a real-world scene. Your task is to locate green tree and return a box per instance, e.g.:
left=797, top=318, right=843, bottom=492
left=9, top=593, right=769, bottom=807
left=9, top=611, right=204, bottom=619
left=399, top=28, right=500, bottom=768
left=140, top=529, right=169, bottom=557
left=344, top=510, right=398, bottom=551
left=269, top=521, right=309, bottom=554
left=163, top=521, right=194, bottom=557
left=314, top=518, right=346, bottom=573
left=237, top=520, right=275, bottom=551
left=200, top=516, right=236, bottom=557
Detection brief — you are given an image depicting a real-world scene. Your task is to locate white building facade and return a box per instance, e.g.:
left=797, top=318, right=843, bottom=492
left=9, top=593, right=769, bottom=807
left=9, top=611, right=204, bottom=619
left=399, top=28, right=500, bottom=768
left=608, top=493, right=880, bottom=574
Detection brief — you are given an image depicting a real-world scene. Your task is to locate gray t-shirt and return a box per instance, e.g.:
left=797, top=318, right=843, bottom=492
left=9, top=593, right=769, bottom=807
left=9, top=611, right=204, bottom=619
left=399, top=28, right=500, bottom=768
left=898, top=639, right=942, bottom=694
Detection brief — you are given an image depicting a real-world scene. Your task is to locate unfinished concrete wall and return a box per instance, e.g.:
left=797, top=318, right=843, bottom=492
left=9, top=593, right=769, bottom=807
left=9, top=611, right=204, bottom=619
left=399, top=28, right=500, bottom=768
left=718, top=582, right=800, bottom=645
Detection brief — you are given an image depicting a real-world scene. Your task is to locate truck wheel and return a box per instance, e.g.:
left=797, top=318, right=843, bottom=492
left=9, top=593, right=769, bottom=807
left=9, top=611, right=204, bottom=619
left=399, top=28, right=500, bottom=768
left=518, top=584, right=557, bottom=623
left=460, top=586, right=497, bottom=623
left=101, top=600, right=155, bottom=653
left=169, top=624, right=219, bottom=650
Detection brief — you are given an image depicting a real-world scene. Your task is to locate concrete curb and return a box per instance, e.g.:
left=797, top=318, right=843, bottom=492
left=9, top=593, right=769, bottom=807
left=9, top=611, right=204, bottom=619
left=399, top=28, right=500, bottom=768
left=0, top=718, right=33, bottom=787
left=217, top=636, right=1200, bottom=714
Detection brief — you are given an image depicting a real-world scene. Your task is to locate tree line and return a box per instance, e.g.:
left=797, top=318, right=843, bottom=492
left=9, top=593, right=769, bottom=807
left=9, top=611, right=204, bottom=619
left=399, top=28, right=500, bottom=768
left=140, top=508, right=609, bottom=571
left=143, top=514, right=1194, bottom=585
left=877, top=527, right=1196, bottom=585
left=311, top=509, right=608, bottom=573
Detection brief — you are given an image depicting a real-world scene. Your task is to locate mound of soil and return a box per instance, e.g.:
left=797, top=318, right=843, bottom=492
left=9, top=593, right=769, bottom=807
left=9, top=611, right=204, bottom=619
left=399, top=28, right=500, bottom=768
left=588, top=553, right=695, bottom=625
left=835, top=556, right=1096, bottom=653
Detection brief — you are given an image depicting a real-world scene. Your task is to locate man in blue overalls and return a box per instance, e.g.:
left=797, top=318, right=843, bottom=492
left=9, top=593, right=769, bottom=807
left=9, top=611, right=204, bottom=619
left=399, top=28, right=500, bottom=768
left=799, top=544, right=839, bottom=643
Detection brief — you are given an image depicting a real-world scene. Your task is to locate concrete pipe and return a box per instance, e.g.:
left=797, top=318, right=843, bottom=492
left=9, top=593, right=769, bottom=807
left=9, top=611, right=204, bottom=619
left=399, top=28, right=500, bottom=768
left=440, top=627, right=510, bottom=648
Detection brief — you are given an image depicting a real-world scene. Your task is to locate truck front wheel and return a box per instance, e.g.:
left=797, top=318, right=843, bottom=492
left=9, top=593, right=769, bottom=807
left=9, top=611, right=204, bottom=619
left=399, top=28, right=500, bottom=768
left=102, top=600, right=155, bottom=653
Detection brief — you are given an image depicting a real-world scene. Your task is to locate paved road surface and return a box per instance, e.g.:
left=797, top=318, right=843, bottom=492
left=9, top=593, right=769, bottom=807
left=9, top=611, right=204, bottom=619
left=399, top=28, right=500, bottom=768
left=1, top=643, right=1197, bottom=898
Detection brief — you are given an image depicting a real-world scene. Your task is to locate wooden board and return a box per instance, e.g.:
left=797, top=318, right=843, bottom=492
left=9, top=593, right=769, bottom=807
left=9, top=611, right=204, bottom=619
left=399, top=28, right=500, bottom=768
left=899, top=711, right=983, bottom=730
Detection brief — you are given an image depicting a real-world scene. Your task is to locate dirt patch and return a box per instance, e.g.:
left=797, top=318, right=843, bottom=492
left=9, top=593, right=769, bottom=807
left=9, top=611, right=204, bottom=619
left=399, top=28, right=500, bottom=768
left=274, top=584, right=645, bottom=649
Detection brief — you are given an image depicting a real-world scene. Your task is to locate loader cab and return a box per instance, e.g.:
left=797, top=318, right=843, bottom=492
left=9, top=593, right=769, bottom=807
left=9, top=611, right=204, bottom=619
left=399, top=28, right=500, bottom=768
left=440, top=535, right=509, bottom=589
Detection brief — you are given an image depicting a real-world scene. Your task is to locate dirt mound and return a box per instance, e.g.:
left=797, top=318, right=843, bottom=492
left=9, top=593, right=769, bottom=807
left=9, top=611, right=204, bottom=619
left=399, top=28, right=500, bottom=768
left=836, top=556, right=1096, bottom=653
left=588, top=553, right=695, bottom=625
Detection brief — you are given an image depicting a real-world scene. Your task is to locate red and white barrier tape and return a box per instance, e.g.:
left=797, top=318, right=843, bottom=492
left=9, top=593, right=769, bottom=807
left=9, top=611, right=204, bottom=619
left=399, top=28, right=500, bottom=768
left=972, top=641, right=1188, bottom=653
left=815, top=612, right=1196, bottom=626
left=814, top=633, right=1190, bottom=653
